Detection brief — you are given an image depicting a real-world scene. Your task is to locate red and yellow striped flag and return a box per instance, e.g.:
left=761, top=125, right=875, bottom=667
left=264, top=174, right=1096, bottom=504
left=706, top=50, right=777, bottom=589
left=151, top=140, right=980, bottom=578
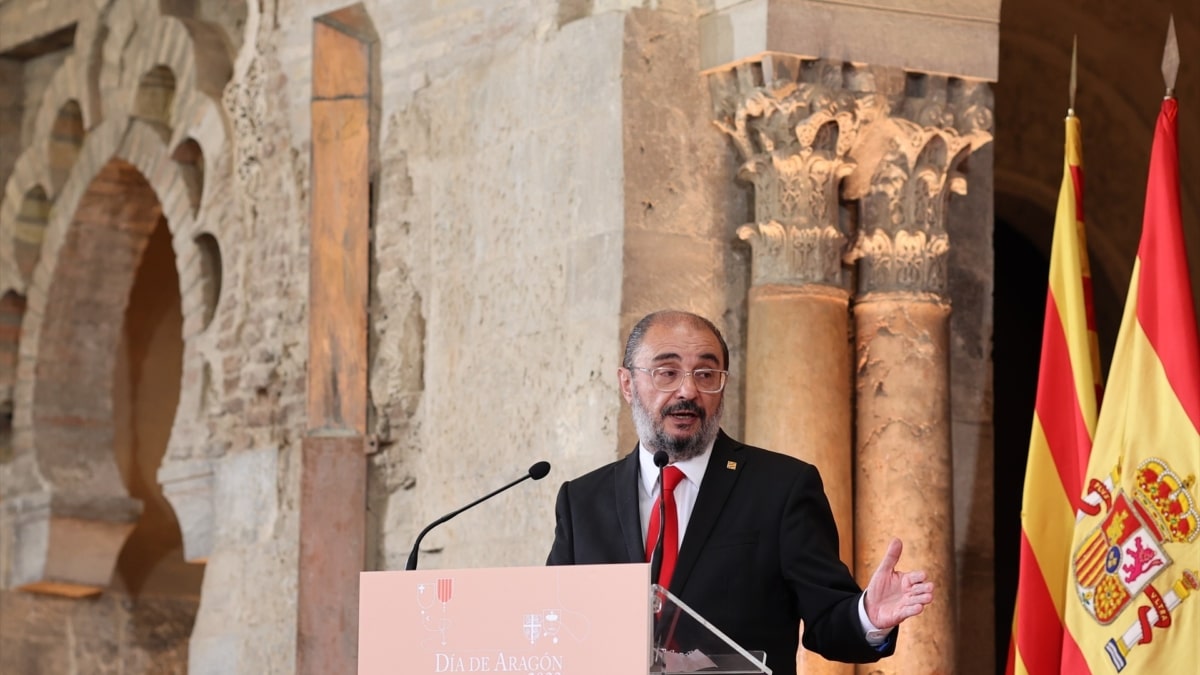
left=1008, top=112, right=1103, bottom=675
left=1059, top=97, right=1200, bottom=673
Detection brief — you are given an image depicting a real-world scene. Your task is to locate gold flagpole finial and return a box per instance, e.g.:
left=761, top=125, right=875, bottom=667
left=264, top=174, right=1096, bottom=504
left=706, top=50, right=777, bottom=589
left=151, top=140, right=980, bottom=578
left=1069, top=35, right=1078, bottom=116
left=1163, top=15, right=1179, bottom=97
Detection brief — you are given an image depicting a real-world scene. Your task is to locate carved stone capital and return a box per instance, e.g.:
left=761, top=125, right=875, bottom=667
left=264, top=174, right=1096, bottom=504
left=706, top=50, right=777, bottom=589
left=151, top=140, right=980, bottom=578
left=844, top=77, right=992, bottom=295
left=711, top=57, right=884, bottom=287
left=845, top=229, right=950, bottom=296
left=899, top=75, right=995, bottom=137
left=738, top=220, right=846, bottom=286
left=712, top=60, right=993, bottom=296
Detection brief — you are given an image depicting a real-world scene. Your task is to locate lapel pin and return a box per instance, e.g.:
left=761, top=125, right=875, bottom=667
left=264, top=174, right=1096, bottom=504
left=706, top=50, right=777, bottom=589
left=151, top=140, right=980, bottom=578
left=726, top=461, right=737, bottom=470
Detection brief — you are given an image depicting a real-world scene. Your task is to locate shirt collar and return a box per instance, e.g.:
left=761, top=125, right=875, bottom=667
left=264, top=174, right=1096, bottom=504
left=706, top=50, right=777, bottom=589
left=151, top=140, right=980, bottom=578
left=638, top=439, right=714, bottom=494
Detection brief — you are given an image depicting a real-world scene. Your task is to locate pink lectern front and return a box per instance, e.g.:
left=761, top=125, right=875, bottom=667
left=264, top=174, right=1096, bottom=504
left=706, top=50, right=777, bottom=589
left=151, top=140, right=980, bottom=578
left=359, top=563, right=652, bottom=674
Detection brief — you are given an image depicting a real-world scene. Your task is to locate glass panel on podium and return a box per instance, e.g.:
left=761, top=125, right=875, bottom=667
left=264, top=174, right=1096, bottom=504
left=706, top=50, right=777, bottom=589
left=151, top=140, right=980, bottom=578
left=650, top=584, right=772, bottom=674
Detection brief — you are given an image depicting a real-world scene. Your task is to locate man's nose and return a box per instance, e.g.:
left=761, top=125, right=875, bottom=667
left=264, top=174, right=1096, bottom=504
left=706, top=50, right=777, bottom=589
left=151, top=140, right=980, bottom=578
left=675, top=372, right=700, bottom=398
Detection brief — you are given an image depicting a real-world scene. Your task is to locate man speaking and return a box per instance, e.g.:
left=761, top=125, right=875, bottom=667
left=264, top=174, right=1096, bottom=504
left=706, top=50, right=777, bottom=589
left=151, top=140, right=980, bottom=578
left=547, top=310, right=932, bottom=675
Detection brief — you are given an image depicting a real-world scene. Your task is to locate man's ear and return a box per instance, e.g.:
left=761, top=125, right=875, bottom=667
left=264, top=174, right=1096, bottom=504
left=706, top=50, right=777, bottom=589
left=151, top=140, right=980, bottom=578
left=618, top=368, right=634, bottom=404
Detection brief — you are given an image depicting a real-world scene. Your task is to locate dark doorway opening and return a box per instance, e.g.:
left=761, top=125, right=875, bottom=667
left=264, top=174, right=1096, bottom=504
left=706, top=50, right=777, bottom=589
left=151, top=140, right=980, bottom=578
left=992, top=216, right=1049, bottom=674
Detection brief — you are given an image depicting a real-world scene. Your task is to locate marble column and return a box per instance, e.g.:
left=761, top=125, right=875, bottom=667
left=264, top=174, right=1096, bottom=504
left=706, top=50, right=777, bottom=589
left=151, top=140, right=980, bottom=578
left=843, top=75, right=991, bottom=674
left=711, top=57, right=880, bottom=675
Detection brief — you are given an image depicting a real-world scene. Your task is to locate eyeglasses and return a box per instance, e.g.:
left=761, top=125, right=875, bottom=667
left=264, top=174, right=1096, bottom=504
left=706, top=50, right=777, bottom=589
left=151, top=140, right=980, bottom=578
left=630, top=366, right=728, bottom=394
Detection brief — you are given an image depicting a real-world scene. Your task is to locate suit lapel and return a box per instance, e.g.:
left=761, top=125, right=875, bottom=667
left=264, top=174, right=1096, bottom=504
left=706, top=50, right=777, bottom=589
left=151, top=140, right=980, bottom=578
left=670, top=431, right=743, bottom=594
left=614, top=446, right=644, bottom=563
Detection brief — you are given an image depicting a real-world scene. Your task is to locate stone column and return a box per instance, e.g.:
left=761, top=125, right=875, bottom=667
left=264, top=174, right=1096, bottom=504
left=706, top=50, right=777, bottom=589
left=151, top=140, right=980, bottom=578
left=843, top=76, right=991, bottom=674
left=711, top=57, right=880, bottom=675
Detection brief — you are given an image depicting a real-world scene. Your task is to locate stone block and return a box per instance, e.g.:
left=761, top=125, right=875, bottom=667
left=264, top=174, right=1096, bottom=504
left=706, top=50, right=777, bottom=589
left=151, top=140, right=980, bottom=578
left=187, top=632, right=240, bottom=675
left=212, top=447, right=278, bottom=548
left=5, top=489, right=140, bottom=595
left=699, top=0, right=999, bottom=80
left=158, top=457, right=215, bottom=561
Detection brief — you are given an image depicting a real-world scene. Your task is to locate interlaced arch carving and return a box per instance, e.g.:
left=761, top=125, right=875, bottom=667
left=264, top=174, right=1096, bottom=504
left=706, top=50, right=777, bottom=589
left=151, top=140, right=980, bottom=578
left=0, top=0, right=233, bottom=593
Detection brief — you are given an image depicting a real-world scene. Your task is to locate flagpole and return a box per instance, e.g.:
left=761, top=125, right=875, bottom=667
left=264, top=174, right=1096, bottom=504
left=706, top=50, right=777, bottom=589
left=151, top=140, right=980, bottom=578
left=1007, top=33, right=1102, bottom=675
left=1068, top=34, right=1078, bottom=117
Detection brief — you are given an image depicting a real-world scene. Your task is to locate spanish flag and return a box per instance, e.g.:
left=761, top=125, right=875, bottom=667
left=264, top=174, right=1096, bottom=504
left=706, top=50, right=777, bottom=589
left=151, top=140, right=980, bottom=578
left=1008, top=112, right=1102, bottom=675
left=1059, top=97, right=1200, bottom=673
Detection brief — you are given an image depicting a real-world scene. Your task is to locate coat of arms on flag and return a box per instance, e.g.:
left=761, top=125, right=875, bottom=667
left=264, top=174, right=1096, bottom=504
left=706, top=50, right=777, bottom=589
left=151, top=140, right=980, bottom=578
left=1070, top=458, right=1199, bottom=669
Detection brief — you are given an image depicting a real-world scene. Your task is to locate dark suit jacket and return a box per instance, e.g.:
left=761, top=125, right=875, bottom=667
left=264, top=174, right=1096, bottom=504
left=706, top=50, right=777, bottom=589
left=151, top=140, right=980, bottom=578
left=547, top=431, right=893, bottom=675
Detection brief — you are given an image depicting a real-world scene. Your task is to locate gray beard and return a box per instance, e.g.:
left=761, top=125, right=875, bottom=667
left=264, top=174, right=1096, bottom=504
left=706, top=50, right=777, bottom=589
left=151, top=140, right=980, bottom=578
left=630, top=389, right=722, bottom=462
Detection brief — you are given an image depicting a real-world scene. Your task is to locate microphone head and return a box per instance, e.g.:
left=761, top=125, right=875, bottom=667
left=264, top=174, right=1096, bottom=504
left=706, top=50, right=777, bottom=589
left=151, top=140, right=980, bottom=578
left=653, top=450, right=670, bottom=468
left=528, top=461, right=552, bottom=480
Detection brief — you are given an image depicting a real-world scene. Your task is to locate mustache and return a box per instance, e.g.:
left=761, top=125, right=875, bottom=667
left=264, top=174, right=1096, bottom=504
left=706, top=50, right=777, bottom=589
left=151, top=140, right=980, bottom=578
left=662, top=400, right=704, bottom=418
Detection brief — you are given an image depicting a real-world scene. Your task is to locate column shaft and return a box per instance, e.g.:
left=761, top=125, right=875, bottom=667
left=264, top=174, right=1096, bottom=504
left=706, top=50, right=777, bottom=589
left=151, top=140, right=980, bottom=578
left=745, top=283, right=854, bottom=675
left=854, top=296, right=954, bottom=675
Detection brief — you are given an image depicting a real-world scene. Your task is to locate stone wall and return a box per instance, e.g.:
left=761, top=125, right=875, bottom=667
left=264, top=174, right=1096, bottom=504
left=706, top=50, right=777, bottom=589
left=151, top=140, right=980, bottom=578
left=360, top=7, right=629, bottom=572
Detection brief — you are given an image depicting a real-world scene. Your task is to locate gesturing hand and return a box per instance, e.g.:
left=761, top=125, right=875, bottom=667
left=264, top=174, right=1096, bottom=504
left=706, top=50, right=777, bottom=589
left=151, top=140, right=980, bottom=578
left=864, top=538, right=934, bottom=630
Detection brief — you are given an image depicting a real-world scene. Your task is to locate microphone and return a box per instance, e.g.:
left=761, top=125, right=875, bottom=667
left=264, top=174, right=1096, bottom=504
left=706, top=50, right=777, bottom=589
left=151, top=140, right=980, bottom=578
left=405, top=460, right=551, bottom=571
left=649, top=450, right=669, bottom=587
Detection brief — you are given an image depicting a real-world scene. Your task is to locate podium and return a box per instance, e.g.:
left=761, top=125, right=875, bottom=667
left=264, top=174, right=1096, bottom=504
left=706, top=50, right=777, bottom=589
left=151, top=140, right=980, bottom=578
left=650, top=583, right=771, bottom=674
left=359, top=563, right=771, bottom=674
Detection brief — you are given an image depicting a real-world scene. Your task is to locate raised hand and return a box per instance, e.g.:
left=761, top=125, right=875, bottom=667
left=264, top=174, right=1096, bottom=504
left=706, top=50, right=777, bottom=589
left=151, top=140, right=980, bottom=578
left=864, top=538, right=934, bottom=629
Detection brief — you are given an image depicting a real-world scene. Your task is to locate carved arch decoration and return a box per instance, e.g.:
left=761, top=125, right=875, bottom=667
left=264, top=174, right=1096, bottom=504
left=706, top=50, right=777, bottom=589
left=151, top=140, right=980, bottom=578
left=0, top=0, right=233, bottom=594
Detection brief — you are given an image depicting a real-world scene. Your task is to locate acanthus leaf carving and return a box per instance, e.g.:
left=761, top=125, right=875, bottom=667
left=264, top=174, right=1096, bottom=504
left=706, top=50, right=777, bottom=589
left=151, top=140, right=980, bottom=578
left=739, top=220, right=846, bottom=287
left=712, top=58, right=886, bottom=289
left=844, top=229, right=949, bottom=296
left=846, top=105, right=989, bottom=295
left=712, top=60, right=994, bottom=297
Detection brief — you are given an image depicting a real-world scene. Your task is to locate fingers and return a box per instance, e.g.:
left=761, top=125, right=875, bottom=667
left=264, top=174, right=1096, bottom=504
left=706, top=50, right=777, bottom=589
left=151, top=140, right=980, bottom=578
left=907, top=581, right=934, bottom=596
left=889, top=586, right=934, bottom=623
left=895, top=601, right=928, bottom=622
left=902, top=583, right=931, bottom=598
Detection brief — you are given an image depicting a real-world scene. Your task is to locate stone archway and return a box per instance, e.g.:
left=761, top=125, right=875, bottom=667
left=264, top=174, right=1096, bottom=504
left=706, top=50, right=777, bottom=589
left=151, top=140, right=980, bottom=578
left=0, top=3, right=236, bottom=670
left=3, top=153, right=204, bottom=670
left=14, top=158, right=164, bottom=596
left=113, top=214, right=202, bottom=603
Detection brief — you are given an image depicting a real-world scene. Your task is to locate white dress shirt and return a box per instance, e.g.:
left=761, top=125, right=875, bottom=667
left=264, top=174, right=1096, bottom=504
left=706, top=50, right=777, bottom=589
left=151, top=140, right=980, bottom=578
left=637, top=442, right=713, bottom=549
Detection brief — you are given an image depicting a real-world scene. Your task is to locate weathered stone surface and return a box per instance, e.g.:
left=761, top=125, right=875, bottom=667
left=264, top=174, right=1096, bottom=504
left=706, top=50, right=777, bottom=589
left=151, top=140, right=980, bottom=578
left=854, top=296, right=954, bottom=675
left=698, top=0, right=1000, bottom=80
left=746, top=285, right=854, bottom=675
left=947, top=140, right=995, bottom=675
left=157, top=458, right=214, bottom=562
left=0, top=588, right=194, bottom=674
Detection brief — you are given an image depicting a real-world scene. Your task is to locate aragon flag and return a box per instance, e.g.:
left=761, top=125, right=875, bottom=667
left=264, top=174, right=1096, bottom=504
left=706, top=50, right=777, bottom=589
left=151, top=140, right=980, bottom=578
left=1008, top=112, right=1103, bottom=675
left=1059, top=96, right=1200, bottom=674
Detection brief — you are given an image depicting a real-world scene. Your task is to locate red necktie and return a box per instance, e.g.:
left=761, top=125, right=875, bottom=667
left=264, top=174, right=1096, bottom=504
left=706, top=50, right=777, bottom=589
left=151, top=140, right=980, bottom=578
left=646, top=466, right=685, bottom=590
